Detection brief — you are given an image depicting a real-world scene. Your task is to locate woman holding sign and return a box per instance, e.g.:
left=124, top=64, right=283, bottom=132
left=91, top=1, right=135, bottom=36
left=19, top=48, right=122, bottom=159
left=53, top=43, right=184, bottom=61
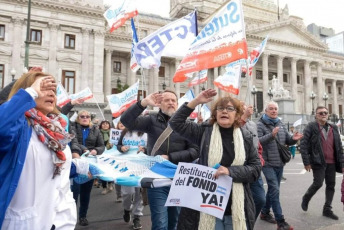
left=169, top=89, right=261, bottom=230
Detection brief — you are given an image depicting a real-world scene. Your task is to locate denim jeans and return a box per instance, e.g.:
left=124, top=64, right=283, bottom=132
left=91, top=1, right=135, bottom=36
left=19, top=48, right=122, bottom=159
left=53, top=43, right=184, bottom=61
left=215, top=215, right=233, bottom=230
left=261, top=166, right=284, bottom=221
left=147, top=186, right=180, bottom=230
left=72, top=179, right=94, bottom=218
left=250, top=175, right=266, bottom=220
left=303, top=163, right=336, bottom=210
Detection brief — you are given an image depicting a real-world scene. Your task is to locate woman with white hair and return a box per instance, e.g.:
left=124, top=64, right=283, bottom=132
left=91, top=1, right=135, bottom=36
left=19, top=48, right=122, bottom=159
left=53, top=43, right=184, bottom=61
left=169, top=89, right=261, bottom=230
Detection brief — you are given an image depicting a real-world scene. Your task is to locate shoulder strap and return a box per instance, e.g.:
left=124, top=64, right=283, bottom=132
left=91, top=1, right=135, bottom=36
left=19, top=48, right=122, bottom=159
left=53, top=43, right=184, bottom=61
left=150, top=126, right=173, bottom=156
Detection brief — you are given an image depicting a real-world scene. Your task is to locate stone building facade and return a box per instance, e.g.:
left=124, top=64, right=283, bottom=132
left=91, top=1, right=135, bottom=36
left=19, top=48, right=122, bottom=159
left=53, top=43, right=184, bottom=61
left=0, top=0, right=344, bottom=121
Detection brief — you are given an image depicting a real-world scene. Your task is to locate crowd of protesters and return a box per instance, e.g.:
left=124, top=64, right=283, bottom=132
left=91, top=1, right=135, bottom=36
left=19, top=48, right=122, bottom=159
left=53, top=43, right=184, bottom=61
left=0, top=69, right=343, bottom=230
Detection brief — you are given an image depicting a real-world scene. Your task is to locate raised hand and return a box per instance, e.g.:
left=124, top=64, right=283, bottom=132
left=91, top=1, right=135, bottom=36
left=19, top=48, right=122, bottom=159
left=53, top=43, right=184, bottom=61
left=292, top=131, right=303, bottom=140
left=188, top=89, right=217, bottom=109
left=141, top=92, right=163, bottom=107
left=30, top=76, right=57, bottom=97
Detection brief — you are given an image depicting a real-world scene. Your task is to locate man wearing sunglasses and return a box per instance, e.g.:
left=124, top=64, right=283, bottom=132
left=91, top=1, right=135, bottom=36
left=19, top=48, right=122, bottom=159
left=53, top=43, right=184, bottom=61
left=300, top=106, right=344, bottom=220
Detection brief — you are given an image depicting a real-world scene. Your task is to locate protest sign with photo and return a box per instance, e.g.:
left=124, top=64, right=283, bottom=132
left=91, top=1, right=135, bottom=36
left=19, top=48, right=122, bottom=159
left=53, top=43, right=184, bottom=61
left=165, top=163, right=232, bottom=219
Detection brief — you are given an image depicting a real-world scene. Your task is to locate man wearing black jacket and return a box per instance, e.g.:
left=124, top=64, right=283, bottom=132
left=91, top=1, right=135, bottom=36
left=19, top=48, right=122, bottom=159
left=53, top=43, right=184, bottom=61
left=121, top=90, right=199, bottom=230
left=300, top=106, right=344, bottom=220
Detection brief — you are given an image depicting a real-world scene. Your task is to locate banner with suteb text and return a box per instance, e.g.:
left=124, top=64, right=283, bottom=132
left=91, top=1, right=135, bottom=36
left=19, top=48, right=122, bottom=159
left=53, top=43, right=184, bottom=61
left=165, top=163, right=233, bottom=219
left=173, top=0, right=247, bottom=83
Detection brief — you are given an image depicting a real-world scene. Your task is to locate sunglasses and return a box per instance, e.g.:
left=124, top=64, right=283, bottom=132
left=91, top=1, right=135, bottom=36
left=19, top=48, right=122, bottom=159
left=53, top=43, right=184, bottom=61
left=216, top=106, right=236, bottom=112
left=80, top=115, right=90, bottom=119
left=317, top=111, right=328, bottom=116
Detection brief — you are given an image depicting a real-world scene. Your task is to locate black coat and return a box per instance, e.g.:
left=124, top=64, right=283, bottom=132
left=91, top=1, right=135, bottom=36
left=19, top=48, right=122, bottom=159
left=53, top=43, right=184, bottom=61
left=70, top=122, right=105, bottom=156
left=169, top=104, right=261, bottom=230
left=300, top=121, right=344, bottom=172
left=120, top=101, right=199, bottom=164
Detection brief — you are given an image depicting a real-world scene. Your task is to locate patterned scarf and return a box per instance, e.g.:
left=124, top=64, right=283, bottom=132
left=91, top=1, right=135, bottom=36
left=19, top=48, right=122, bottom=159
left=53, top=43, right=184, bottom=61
left=199, top=123, right=246, bottom=230
left=25, top=108, right=74, bottom=178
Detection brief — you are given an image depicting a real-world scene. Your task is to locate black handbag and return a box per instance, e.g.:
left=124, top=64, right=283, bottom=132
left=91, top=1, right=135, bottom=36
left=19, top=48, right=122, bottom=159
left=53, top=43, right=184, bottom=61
left=275, top=138, right=291, bottom=163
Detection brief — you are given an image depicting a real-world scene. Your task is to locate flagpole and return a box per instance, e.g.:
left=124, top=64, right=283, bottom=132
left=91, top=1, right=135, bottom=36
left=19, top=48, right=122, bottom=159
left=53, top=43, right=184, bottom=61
left=92, top=96, right=105, bottom=120
left=135, top=14, right=147, bottom=98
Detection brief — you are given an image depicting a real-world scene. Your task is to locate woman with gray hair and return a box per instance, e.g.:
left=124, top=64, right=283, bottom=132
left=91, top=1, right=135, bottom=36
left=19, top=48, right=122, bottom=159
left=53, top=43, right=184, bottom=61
left=70, top=110, right=105, bottom=226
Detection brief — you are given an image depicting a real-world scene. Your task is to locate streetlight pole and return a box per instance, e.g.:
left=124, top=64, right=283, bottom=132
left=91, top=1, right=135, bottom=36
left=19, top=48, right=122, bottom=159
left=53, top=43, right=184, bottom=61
left=310, top=91, right=316, bottom=115
left=251, top=85, right=258, bottom=117
left=267, top=87, right=273, bottom=100
left=323, top=92, right=328, bottom=107
left=24, top=0, right=32, bottom=68
left=10, top=68, right=16, bottom=82
left=162, top=82, right=166, bottom=90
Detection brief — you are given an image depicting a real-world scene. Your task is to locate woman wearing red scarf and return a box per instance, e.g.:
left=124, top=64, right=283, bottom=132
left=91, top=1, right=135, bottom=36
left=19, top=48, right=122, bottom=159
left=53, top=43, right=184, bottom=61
left=0, top=72, right=76, bottom=230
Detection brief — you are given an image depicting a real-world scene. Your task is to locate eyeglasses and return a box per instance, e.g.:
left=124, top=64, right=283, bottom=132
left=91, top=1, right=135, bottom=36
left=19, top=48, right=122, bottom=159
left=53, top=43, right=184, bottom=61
left=317, top=111, right=328, bottom=116
left=80, top=115, right=90, bottom=119
left=216, top=106, right=236, bottom=112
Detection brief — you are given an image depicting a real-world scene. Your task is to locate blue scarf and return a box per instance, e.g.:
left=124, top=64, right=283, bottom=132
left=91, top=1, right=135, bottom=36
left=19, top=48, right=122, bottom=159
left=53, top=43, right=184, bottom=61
left=262, top=114, right=280, bottom=125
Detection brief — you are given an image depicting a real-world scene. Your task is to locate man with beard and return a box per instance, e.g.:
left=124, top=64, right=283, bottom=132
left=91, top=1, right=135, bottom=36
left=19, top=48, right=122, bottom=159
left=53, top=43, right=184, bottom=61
left=120, top=89, right=199, bottom=230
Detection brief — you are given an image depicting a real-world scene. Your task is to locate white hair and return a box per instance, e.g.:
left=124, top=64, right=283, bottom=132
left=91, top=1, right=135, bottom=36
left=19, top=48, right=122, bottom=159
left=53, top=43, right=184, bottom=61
left=265, top=101, right=279, bottom=111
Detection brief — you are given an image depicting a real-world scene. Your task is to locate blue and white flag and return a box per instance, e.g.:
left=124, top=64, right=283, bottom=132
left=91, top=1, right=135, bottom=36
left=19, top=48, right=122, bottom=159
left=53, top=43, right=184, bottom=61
left=133, top=11, right=197, bottom=69
left=130, top=18, right=140, bottom=72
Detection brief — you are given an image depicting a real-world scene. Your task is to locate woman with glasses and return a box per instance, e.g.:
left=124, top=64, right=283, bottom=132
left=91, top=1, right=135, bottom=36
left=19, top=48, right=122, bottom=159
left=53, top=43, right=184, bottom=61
left=0, top=72, right=76, bottom=230
left=70, top=110, right=105, bottom=226
left=169, top=89, right=261, bottom=230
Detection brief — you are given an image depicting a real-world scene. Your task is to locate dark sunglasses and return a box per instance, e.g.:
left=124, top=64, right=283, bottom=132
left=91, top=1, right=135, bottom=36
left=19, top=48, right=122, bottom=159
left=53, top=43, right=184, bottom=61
left=216, top=106, right=236, bottom=112
left=317, top=111, right=328, bottom=116
left=80, top=115, right=90, bottom=119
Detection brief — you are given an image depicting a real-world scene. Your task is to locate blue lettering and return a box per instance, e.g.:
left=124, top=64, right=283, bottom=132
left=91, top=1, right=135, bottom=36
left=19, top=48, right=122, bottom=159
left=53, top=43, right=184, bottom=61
left=175, top=25, right=187, bottom=39
left=148, top=36, right=164, bottom=55
left=227, top=2, right=239, bottom=23
left=136, top=42, right=154, bottom=62
left=160, top=28, right=173, bottom=41
left=204, top=23, right=215, bottom=36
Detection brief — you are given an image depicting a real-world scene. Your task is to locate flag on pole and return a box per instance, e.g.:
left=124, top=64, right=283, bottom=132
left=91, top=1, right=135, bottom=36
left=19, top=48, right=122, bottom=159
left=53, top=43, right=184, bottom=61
left=173, top=0, right=247, bottom=83
left=69, top=87, right=94, bottom=102
left=243, top=36, right=269, bottom=76
left=107, top=80, right=140, bottom=117
left=132, top=11, right=197, bottom=69
left=178, top=89, right=198, bottom=119
left=293, top=118, right=302, bottom=127
left=104, top=0, right=138, bottom=33
left=213, top=60, right=245, bottom=95
left=56, top=83, right=71, bottom=107
left=188, top=70, right=208, bottom=87
left=130, top=18, right=140, bottom=72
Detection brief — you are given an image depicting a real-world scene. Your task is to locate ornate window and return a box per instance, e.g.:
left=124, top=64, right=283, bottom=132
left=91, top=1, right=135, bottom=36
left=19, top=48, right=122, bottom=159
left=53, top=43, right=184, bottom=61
left=283, top=73, right=289, bottom=83
left=338, top=87, right=342, bottom=95
left=64, top=34, right=75, bottom=49
left=30, top=29, right=42, bottom=45
left=297, top=75, right=302, bottom=84
left=256, top=70, right=262, bottom=80
left=159, top=66, right=165, bottom=78
left=62, top=70, right=75, bottom=94
left=328, top=85, right=331, bottom=94
left=113, top=61, right=121, bottom=73
left=0, top=25, right=5, bottom=40
left=0, top=64, right=4, bottom=88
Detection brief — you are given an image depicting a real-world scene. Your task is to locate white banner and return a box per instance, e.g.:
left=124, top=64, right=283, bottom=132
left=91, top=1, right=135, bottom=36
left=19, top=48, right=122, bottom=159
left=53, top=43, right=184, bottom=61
left=109, top=128, right=123, bottom=145
left=133, top=11, right=197, bottom=69
left=165, top=163, right=232, bottom=219
left=214, top=60, right=244, bottom=95
left=107, top=80, right=139, bottom=117
left=56, top=83, right=71, bottom=107
left=69, top=87, right=93, bottom=101
left=188, top=70, right=208, bottom=87
left=173, top=0, right=247, bottom=82
left=104, top=0, right=138, bottom=32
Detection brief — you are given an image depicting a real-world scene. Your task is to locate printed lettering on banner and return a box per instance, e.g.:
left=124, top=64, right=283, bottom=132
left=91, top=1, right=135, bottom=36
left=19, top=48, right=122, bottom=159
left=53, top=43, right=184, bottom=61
left=110, top=129, right=123, bottom=145
left=56, top=83, right=71, bottom=107
left=214, top=59, right=245, bottom=95
left=122, top=133, right=147, bottom=150
left=173, top=0, right=247, bottom=82
left=165, top=163, right=232, bottom=219
left=107, top=80, right=139, bottom=117
left=69, top=87, right=93, bottom=101
left=188, top=69, right=208, bottom=87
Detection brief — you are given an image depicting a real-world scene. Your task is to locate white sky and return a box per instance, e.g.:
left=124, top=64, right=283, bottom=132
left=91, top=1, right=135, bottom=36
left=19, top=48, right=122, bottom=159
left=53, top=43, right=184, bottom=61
left=103, top=0, right=344, bottom=34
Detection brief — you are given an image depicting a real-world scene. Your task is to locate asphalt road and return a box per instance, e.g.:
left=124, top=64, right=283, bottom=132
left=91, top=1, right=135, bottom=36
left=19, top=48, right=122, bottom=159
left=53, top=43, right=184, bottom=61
left=75, top=153, right=344, bottom=230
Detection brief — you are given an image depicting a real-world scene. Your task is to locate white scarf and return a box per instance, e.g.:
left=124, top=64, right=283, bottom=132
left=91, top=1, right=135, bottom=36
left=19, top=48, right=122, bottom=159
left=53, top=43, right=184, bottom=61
left=199, top=123, right=247, bottom=230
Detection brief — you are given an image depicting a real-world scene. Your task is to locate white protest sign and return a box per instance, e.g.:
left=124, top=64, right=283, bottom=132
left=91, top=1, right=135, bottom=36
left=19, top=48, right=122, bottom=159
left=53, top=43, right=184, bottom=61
left=165, top=163, right=232, bottom=219
left=56, top=83, right=71, bottom=107
left=110, top=128, right=123, bottom=145
left=69, top=87, right=93, bottom=101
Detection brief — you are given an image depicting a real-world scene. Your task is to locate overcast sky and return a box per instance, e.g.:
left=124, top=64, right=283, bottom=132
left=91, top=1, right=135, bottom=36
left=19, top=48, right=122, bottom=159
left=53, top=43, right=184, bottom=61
left=103, top=0, right=344, bottom=34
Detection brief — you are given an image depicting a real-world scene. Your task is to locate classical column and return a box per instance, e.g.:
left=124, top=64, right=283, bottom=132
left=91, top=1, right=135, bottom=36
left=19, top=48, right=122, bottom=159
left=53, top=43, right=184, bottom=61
left=104, top=49, right=112, bottom=100
left=262, top=53, right=269, bottom=101
left=317, top=62, right=323, bottom=105
left=154, top=68, right=159, bottom=93
left=129, top=53, right=137, bottom=86
left=48, top=23, right=58, bottom=78
left=290, top=58, right=297, bottom=99
left=277, top=55, right=284, bottom=86
left=213, top=67, right=219, bottom=99
left=81, top=28, right=90, bottom=89
left=11, top=17, right=23, bottom=80
left=93, top=30, right=105, bottom=103
left=148, top=69, right=154, bottom=95
left=332, top=80, right=338, bottom=115
left=304, top=60, right=311, bottom=114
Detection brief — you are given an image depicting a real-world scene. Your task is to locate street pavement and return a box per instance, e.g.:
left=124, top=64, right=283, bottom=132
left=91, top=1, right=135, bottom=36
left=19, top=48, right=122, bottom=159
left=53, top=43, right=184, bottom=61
left=75, top=153, right=344, bottom=230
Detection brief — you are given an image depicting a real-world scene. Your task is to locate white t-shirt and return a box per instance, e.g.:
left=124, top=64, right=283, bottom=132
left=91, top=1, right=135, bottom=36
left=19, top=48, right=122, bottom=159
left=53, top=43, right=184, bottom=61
left=2, top=131, right=76, bottom=230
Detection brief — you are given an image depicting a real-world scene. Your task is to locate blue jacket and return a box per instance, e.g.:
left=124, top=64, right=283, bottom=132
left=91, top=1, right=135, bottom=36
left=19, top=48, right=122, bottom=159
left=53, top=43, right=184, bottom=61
left=0, top=89, right=35, bottom=227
